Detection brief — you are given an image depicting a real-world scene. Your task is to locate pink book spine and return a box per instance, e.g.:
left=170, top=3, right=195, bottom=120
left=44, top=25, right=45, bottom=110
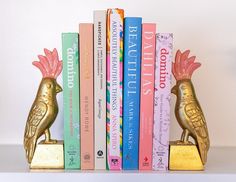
left=153, top=33, right=173, bottom=171
left=79, top=23, right=94, bottom=170
left=106, top=8, right=124, bottom=170
left=139, top=23, right=156, bottom=170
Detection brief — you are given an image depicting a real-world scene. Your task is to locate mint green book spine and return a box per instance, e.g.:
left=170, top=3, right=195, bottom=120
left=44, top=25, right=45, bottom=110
left=62, top=33, right=80, bottom=169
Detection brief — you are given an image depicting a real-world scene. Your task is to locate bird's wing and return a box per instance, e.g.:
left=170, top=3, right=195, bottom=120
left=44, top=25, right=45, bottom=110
left=24, top=101, right=47, bottom=163
left=185, top=102, right=210, bottom=164
left=24, top=101, right=47, bottom=141
left=185, top=103, right=208, bottom=138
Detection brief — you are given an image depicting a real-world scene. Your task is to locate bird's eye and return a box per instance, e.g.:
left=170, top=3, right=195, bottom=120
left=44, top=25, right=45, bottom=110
left=47, top=83, right=52, bottom=89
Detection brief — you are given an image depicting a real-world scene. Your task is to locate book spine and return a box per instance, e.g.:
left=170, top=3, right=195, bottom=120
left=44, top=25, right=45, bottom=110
left=139, top=23, right=156, bottom=170
left=123, top=17, right=142, bottom=170
left=153, top=33, right=173, bottom=171
left=62, top=33, right=80, bottom=169
left=106, top=8, right=124, bottom=170
left=79, top=24, right=94, bottom=170
left=93, top=10, right=107, bottom=170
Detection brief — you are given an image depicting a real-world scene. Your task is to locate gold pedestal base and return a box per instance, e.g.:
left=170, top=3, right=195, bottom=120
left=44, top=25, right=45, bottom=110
left=30, top=140, right=64, bottom=169
left=169, top=142, right=204, bottom=171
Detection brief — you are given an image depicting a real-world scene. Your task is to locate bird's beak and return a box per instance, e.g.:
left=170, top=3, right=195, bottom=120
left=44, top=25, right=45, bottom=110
left=171, top=85, right=177, bottom=95
left=56, top=84, right=62, bottom=93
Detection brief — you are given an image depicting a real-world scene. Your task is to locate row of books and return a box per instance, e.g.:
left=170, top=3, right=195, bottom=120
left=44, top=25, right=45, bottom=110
left=62, top=8, right=173, bottom=171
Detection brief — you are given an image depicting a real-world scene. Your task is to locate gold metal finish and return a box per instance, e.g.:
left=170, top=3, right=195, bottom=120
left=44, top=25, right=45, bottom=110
left=169, top=142, right=204, bottom=171
left=24, top=48, right=63, bottom=166
left=172, top=78, right=210, bottom=165
left=24, top=78, right=62, bottom=163
left=171, top=50, right=210, bottom=169
left=30, top=140, right=64, bottom=169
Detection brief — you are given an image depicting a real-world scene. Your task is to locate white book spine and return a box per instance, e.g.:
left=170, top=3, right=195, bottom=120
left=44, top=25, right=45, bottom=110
left=153, top=33, right=173, bottom=171
left=93, top=10, right=107, bottom=169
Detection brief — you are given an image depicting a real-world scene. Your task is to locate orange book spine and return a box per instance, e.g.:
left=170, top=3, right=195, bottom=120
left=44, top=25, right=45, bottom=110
left=79, top=23, right=94, bottom=169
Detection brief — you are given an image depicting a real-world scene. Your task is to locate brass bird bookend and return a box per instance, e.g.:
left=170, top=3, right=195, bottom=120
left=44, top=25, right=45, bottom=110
left=24, top=48, right=64, bottom=169
left=169, top=50, right=210, bottom=171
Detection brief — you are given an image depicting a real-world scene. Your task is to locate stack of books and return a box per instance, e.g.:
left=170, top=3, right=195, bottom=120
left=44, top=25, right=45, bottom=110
left=62, top=8, right=173, bottom=171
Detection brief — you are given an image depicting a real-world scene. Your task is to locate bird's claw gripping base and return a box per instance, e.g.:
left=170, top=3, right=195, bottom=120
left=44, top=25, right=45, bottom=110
left=41, top=129, right=57, bottom=144
left=169, top=50, right=210, bottom=171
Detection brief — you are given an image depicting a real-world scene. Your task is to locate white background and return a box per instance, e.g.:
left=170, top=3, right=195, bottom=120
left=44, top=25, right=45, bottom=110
left=0, top=0, right=236, bottom=147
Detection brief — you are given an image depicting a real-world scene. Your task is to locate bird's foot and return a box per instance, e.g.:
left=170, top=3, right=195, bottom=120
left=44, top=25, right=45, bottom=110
left=42, top=139, right=57, bottom=144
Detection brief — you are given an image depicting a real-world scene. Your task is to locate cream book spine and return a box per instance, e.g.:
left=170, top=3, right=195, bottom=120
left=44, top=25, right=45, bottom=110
left=94, top=10, right=107, bottom=170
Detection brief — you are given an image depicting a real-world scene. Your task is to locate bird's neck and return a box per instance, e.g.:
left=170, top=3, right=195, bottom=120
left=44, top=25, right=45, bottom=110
left=36, top=78, right=56, bottom=104
left=177, top=80, right=196, bottom=102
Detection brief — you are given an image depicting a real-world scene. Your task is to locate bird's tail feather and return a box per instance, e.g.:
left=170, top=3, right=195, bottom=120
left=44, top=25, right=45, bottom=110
left=197, top=136, right=210, bottom=165
left=24, top=137, right=37, bottom=163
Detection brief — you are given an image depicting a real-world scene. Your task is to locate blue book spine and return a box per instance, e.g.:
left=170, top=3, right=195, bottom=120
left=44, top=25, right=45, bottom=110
left=123, top=17, right=142, bottom=170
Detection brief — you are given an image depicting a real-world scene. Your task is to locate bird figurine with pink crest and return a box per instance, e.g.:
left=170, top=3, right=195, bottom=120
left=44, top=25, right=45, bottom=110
left=24, top=48, right=63, bottom=168
left=170, top=50, right=210, bottom=170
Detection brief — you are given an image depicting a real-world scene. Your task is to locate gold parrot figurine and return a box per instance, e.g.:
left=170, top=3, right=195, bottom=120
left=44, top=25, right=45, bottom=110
left=171, top=50, right=210, bottom=165
left=24, top=48, right=63, bottom=163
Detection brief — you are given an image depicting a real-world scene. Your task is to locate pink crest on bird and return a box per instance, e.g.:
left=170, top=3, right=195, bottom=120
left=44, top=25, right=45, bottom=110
left=33, top=48, right=62, bottom=79
left=172, top=50, right=201, bottom=81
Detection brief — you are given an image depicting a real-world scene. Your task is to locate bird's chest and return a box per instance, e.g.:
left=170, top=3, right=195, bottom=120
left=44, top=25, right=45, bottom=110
left=47, top=103, right=58, bottom=113
left=42, top=96, right=58, bottom=109
left=47, top=100, right=59, bottom=115
left=40, top=97, right=58, bottom=121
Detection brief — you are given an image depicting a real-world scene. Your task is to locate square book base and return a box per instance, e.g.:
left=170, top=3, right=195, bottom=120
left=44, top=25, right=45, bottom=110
left=30, top=140, right=64, bottom=169
left=169, top=142, right=204, bottom=171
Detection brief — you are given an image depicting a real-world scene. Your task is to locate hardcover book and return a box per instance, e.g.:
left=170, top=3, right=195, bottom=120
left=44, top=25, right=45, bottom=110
left=94, top=10, right=107, bottom=170
left=139, top=23, right=156, bottom=170
left=79, top=24, right=94, bottom=170
left=123, top=17, right=142, bottom=170
left=62, top=33, right=80, bottom=169
left=153, top=33, right=173, bottom=171
left=106, top=8, right=124, bottom=170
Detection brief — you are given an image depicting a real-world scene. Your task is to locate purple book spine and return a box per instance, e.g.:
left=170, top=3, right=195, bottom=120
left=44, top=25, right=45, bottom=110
left=153, top=33, right=173, bottom=171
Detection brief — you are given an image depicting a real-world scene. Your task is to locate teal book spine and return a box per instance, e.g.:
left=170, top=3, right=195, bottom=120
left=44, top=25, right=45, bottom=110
left=62, top=33, right=80, bottom=169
